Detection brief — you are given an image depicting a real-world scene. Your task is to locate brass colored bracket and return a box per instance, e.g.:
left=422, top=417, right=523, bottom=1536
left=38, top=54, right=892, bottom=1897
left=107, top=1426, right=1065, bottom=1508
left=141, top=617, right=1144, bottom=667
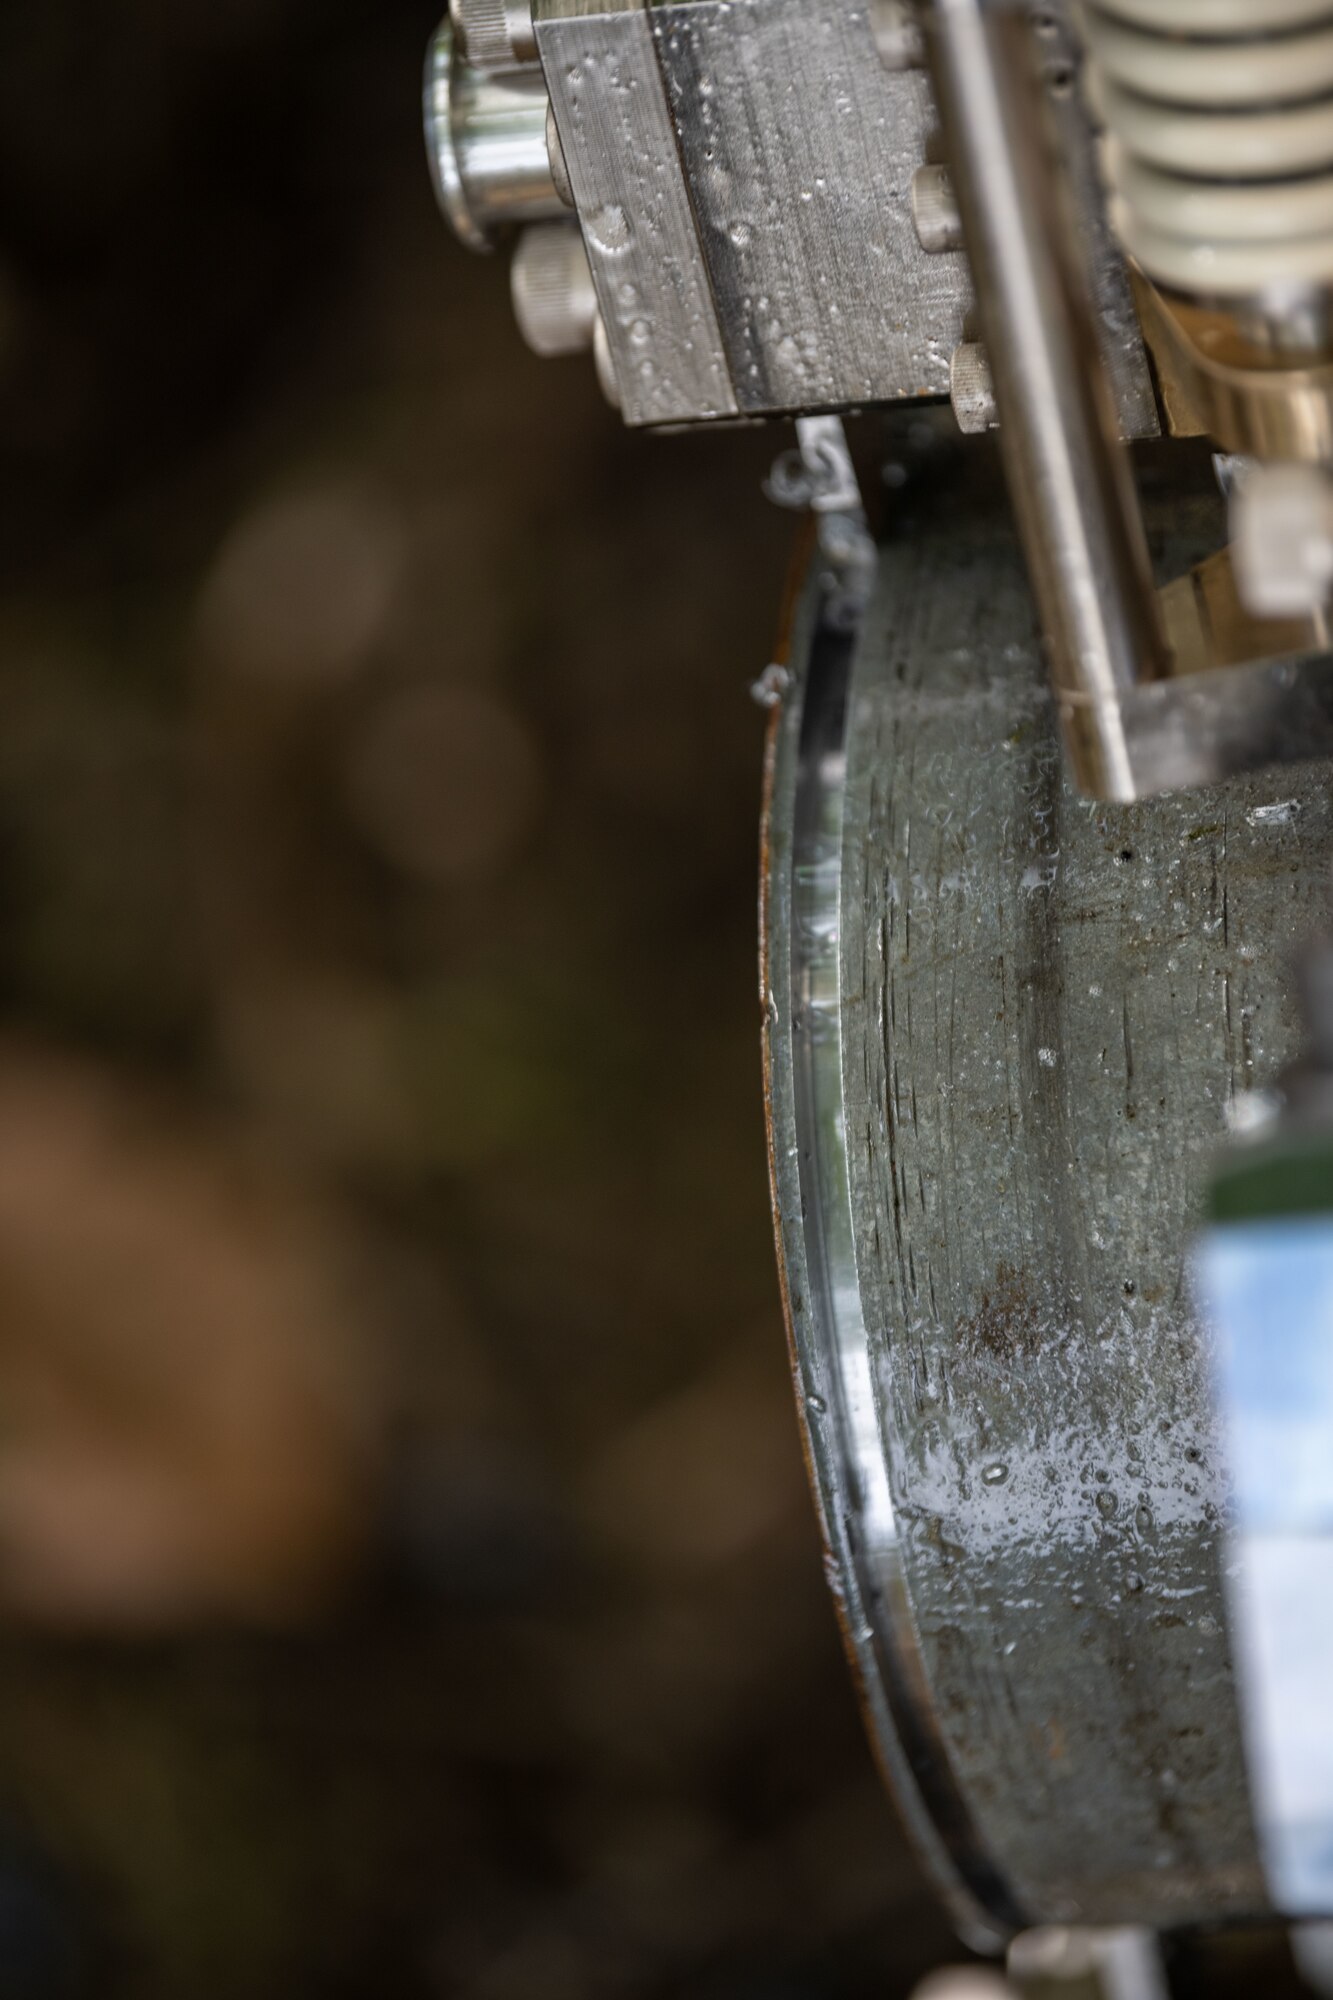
left=1133, top=271, right=1333, bottom=463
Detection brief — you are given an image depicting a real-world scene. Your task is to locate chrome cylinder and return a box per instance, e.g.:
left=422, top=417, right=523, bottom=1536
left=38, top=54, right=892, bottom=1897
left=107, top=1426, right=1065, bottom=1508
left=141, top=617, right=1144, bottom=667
left=424, top=19, right=564, bottom=252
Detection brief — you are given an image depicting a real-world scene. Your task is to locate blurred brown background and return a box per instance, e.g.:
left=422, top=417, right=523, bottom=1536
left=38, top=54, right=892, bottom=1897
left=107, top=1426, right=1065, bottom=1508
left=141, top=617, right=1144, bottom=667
left=0, top=1, right=953, bottom=1992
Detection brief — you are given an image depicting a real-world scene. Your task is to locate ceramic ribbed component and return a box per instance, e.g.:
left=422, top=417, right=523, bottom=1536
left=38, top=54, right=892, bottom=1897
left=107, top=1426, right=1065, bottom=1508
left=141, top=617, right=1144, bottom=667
left=1080, top=1, right=1333, bottom=297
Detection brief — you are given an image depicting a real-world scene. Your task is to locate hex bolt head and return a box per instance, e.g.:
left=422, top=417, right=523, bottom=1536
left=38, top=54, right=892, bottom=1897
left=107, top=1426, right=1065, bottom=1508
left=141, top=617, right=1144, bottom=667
left=511, top=222, right=599, bottom=357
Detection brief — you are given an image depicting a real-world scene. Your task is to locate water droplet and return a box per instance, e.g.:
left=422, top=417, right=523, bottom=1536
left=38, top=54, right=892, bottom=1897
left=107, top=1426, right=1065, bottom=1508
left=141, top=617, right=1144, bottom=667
left=1127, top=1570, right=1145, bottom=1593
left=1135, top=1503, right=1153, bottom=1534
left=1096, top=1490, right=1119, bottom=1520
left=586, top=204, right=632, bottom=254
left=1247, top=799, right=1300, bottom=829
left=982, top=1461, right=1009, bottom=1487
left=728, top=218, right=754, bottom=248
left=806, top=1393, right=828, bottom=1417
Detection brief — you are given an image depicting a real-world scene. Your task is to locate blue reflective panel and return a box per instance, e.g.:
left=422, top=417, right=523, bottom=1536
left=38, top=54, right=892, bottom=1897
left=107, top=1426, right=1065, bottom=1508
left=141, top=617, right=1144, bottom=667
left=1196, top=1222, right=1333, bottom=1917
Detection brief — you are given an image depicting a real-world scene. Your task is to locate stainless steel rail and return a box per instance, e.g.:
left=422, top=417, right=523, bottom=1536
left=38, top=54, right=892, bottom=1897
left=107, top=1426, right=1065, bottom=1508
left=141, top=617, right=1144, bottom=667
left=925, top=0, right=1170, bottom=801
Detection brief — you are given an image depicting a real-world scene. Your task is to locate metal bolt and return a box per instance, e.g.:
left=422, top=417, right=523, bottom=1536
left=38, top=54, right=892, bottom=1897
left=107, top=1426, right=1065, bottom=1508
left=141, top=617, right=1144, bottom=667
left=546, top=102, right=575, bottom=209
left=1232, top=461, right=1333, bottom=621
left=592, top=315, right=621, bottom=411
left=449, top=0, right=537, bottom=71
left=1008, top=1928, right=1167, bottom=2000
left=510, top=223, right=599, bottom=357
left=912, top=164, right=965, bottom=255
left=873, top=0, right=927, bottom=69
left=950, top=342, right=999, bottom=434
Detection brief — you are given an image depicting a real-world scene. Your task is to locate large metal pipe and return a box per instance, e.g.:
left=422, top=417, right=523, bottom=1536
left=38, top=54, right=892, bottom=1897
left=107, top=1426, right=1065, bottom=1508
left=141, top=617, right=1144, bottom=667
left=925, top=0, right=1170, bottom=801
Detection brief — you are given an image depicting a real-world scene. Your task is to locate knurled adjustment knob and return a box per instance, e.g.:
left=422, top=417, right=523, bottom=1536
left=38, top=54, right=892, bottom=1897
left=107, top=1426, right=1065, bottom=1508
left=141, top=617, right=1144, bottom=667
left=911, top=165, right=965, bottom=256
left=511, top=223, right=599, bottom=357
left=950, top=343, right=998, bottom=436
left=449, top=0, right=537, bottom=71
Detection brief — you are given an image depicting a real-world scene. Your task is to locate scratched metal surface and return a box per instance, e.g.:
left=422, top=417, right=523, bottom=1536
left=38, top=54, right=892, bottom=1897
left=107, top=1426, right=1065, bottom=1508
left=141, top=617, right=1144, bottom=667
left=654, top=0, right=968, bottom=414
left=535, top=0, right=739, bottom=426
left=538, top=0, right=1159, bottom=435
left=1036, top=5, right=1160, bottom=443
left=826, top=485, right=1333, bottom=1926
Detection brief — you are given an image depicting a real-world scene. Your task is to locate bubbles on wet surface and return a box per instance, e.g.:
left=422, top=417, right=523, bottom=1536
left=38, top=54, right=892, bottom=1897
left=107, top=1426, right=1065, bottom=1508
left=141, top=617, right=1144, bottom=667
left=1247, top=799, right=1301, bottom=829
left=903, top=1293, right=1228, bottom=1577
left=795, top=488, right=1333, bottom=1920
left=1022, top=857, right=1060, bottom=893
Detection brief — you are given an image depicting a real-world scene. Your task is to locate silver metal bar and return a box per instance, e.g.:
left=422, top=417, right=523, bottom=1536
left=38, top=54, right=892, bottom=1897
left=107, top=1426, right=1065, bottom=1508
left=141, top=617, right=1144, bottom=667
left=533, top=0, right=738, bottom=426
left=925, top=0, right=1169, bottom=802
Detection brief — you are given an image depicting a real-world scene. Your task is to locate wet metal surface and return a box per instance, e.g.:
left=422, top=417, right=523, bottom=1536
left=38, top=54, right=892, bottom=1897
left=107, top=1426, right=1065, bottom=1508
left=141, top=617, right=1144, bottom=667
left=767, top=476, right=1333, bottom=1932
left=535, top=0, right=739, bottom=425
left=654, top=0, right=966, bottom=414
left=534, top=0, right=1160, bottom=435
left=764, top=559, right=1014, bottom=1952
